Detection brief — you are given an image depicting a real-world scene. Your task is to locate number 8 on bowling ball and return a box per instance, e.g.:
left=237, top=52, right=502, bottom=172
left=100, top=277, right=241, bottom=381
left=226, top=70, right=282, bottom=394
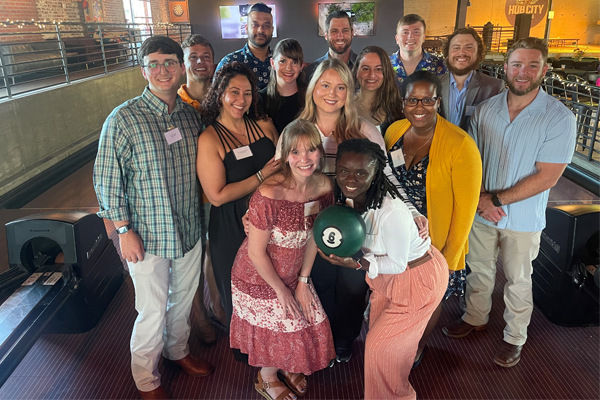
left=313, top=205, right=366, bottom=257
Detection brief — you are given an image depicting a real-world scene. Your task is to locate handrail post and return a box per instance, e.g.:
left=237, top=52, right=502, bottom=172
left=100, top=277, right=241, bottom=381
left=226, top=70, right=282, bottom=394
left=0, top=44, right=13, bottom=99
left=589, top=102, right=600, bottom=162
left=98, top=24, right=109, bottom=74
left=55, top=22, right=71, bottom=84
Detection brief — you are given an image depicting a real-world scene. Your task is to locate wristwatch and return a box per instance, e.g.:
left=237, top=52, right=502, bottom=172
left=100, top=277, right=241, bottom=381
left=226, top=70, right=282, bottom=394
left=116, top=224, right=131, bottom=235
left=491, top=193, right=503, bottom=207
left=298, top=276, right=309, bottom=284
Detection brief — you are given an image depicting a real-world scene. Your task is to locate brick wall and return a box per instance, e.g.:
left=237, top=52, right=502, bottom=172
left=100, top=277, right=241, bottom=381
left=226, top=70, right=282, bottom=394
left=149, top=0, right=169, bottom=23
left=0, top=0, right=39, bottom=42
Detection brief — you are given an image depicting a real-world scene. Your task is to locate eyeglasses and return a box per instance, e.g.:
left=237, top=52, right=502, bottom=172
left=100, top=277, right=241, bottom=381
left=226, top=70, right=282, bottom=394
left=403, top=97, right=439, bottom=107
left=142, top=60, right=180, bottom=74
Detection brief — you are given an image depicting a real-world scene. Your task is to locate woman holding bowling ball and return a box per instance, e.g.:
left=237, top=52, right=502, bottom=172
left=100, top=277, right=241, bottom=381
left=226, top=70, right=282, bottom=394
left=294, top=58, right=427, bottom=364
left=384, top=71, right=482, bottom=366
left=317, top=138, right=447, bottom=400
left=230, top=119, right=335, bottom=400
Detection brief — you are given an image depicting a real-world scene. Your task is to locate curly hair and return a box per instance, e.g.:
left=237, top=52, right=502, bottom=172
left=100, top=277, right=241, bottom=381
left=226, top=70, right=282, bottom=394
left=334, top=138, right=401, bottom=210
left=352, top=46, right=404, bottom=125
left=442, top=27, right=485, bottom=68
left=200, top=61, right=266, bottom=126
left=299, top=58, right=363, bottom=143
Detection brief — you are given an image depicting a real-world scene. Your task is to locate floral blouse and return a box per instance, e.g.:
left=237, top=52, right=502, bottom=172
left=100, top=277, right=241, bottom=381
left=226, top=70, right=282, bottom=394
left=389, top=136, right=429, bottom=217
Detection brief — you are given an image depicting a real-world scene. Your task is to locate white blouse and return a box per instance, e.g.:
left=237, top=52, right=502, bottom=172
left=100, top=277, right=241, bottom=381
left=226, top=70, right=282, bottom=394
left=360, top=195, right=431, bottom=279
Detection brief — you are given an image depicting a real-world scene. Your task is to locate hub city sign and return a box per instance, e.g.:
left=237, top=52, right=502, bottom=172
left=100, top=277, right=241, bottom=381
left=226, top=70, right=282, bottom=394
left=505, top=0, right=549, bottom=27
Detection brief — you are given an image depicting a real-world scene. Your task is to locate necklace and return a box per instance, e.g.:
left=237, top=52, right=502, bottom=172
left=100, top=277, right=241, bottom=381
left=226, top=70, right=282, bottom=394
left=403, top=130, right=434, bottom=158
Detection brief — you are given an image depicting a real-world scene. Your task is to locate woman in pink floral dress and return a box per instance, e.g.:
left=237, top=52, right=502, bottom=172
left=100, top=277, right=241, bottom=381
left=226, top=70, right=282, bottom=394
left=230, top=119, right=335, bottom=400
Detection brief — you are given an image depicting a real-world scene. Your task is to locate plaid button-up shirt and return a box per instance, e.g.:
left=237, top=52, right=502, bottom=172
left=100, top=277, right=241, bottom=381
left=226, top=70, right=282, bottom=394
left=93, top=87, right=204, bottom=260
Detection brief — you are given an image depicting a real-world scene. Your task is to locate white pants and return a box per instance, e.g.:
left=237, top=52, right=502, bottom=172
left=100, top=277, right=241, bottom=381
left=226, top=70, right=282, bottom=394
left=127, top=239, right=202, bottom=391
left=463, top=220, right=541, bottom=346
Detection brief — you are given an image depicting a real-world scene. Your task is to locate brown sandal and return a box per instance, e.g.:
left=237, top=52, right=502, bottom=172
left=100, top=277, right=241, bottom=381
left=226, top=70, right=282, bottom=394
left=278, top=371, right=307, bottom=397
left=255, top=371, right=294, bottom=400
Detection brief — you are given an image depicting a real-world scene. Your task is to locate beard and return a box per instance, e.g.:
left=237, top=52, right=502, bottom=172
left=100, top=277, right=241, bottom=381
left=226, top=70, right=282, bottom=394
left=447, top=58, right=479, bottom=76
left=249, top=33, right=272, bottom=48
left=506, top=73, right=544, bottom=96
left=328, top=39, right=351, bottom=55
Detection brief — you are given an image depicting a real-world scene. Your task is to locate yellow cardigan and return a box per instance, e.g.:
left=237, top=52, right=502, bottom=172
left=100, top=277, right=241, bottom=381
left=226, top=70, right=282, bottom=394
left=384, top=116, right=482, bottom=271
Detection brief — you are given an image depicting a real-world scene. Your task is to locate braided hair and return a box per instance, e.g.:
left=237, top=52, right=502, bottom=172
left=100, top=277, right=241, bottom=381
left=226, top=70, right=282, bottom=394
left=334, top=138, right=401, bottom=210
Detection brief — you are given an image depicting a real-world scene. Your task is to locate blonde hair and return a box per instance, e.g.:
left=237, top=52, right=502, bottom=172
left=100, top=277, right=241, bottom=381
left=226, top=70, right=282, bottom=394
left=271, top=119, right=325, bottom=188
left=299, top=58, right=364, bottom=144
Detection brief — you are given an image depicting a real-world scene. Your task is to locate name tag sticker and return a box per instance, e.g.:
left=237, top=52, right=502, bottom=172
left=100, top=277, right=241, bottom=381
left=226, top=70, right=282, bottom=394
left=164, top=127, right=182, bottom=145
left=466, top=106, right=477, bottom=116
left=304, top=201, right=320, bottom=216
left=390, top=149, right=406, bottom=168
left=233, top=146, right=253, bottom=160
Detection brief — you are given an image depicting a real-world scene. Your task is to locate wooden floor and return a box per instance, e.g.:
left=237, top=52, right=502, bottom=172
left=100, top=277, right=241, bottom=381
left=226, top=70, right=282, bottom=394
left=0, top=160, right=598, bottom=400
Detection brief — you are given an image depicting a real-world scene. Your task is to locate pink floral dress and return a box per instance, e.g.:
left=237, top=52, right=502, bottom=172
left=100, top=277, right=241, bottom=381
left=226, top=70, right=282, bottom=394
left=230, top=190, right=335, bottom=374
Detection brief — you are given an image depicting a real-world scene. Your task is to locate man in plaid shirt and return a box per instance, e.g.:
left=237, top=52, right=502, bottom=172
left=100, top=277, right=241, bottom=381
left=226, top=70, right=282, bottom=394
left=93, top=36, right=214, bottom=399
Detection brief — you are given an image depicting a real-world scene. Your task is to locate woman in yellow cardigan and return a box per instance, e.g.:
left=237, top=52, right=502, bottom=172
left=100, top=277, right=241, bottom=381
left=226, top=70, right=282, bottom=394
left=384, top=71, right=482, bottom=367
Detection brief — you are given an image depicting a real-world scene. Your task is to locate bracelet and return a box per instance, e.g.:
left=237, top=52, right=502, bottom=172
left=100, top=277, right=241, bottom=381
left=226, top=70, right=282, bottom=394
left=356, top=259, right=363, bottom=270
left=256, top=170, right=264, bottom=183
left=298, top=276, right=309, bottom=284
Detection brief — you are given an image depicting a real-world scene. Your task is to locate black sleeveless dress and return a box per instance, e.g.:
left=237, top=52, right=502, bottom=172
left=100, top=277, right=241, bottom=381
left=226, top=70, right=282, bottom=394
left=208, top=115, right=276, bottom=330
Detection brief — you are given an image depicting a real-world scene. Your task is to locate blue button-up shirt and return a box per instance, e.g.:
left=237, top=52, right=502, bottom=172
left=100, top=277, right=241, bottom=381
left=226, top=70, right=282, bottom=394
left=469, top=89, right=576, bottom=232
left=448, top=71, right=474, bottom=126
left=216, top=43, right=272, bottom=90
left=94, top=87, right=204, bottom=259
left=390, top=49, right=446, bottom=87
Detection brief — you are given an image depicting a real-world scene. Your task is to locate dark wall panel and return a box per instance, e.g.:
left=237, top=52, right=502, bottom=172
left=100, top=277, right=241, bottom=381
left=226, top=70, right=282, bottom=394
left=188, top=0, right=404, bottom=63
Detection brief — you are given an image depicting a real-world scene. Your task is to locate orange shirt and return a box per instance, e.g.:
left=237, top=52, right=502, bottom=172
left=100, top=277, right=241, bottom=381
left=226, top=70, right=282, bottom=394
left=178, top=84, right=202, bottom=112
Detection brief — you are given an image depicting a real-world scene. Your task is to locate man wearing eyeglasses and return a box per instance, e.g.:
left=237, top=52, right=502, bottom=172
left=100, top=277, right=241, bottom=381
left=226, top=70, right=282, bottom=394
left=390, top=14, right=446, bottom=88
left=93, top=35, right=214, bottom=400
left=216, top=2, right=274, bottom=90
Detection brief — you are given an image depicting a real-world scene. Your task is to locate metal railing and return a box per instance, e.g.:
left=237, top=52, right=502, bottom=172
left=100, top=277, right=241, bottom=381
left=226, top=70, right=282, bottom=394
left=480, top=63, right=600, bottom=169
left=0, top=22, right=191, bottom=100
left=472, top=25, right=515, bottom=53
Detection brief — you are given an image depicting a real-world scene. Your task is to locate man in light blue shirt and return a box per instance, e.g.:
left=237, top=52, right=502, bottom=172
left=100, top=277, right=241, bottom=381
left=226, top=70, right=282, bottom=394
left=447, top=71, right=473, bottom=126
left=440, top=28, right=505, bottom=131
left=443, top=38, right=576, bottom=368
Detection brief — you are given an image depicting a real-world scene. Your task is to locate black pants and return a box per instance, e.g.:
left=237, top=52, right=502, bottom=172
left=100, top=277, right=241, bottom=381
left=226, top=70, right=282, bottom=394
left=311, top=252, right=369, bottom=353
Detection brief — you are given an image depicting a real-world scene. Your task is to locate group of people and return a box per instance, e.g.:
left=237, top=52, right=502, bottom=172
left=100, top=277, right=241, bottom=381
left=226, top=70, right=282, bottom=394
left=93, top=3, right=577, bottom=400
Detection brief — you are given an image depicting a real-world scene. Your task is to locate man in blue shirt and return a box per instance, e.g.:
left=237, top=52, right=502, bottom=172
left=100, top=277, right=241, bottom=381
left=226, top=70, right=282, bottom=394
left=304, top=10, right=358, bottom=80
left=439, top=28, right=505, bottom=131
left=390, top=14, right=446, bottom=87
left=216, top=2, right=273, bottom=90
left=443, top=38, right=576, bottom=368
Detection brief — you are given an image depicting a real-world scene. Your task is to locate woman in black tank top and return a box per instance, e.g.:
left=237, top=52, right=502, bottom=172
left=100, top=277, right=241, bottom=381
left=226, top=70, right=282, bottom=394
left=197, top=63, right=280, bottom=361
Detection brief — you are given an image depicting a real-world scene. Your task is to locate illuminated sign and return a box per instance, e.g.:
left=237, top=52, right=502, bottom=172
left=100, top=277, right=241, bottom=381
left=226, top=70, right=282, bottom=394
left=504, top=0, right=549, bottom=27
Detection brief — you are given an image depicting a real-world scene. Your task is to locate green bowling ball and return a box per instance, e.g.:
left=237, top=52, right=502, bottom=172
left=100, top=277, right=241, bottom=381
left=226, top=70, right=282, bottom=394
left=313, top=205, right=366, bottom=257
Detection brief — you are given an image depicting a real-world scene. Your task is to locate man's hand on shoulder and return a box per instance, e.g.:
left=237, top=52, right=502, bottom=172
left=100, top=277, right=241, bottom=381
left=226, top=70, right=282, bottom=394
left=119, top=230, right=145, bottom=264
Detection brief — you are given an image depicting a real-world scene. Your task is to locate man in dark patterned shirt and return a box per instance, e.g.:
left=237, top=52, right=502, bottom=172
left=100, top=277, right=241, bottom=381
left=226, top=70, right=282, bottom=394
left=93, top=36, right=213, bottom=399
left=216, top=2, right=274, bottom=90
left=390, top=14, right=446, bottom=87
